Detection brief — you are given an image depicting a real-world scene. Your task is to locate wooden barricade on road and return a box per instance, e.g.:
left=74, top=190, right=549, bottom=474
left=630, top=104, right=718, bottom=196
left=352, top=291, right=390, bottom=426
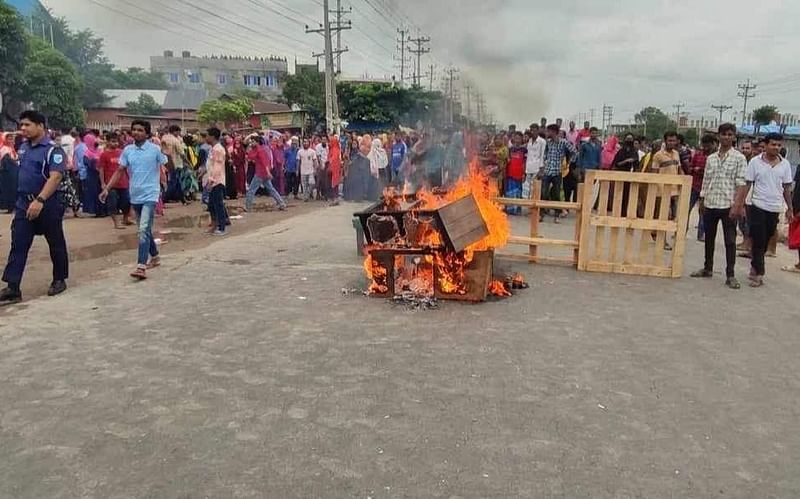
left=495, top=181, right=584, bottom=267
left=577, top=170, right=692, bottom=278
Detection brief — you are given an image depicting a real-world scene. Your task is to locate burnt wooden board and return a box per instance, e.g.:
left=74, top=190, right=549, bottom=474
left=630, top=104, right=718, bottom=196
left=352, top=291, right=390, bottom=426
left=436, top=194, right=490, bottom=253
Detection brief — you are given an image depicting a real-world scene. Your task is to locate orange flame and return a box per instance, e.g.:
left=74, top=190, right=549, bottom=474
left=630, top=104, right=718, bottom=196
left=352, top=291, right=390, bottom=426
left=364, top=252, right=389, bottom=294
left=489, top=279, right=512, bottom=297
left=364, top=157, right=511, bottom=299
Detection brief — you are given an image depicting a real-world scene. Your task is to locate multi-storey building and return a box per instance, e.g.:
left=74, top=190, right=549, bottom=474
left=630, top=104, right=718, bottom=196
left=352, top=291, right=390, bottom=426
left=150, top=50, right=288, bottom=99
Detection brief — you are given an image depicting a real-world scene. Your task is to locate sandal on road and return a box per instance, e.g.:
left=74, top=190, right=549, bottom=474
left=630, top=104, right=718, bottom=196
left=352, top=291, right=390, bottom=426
left=749, top=276, right=764, bottom=288
left=690, top=269, right=713, bottom=278
left=781, top=265, right=800, bottom=274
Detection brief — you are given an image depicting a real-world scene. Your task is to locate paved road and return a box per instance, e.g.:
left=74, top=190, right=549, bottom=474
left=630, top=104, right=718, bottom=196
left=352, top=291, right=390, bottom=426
left=1, top=204, right=799, bottom=498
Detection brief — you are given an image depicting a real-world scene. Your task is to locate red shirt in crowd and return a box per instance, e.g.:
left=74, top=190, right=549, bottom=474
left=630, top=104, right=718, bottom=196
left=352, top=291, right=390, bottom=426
left=506, top=146, right=528, bottom=181
left=689, top=150, right=707, bottom=193
left=98, top=148, right=128, bottom=189
left=247, top=145, right=273, bottom=180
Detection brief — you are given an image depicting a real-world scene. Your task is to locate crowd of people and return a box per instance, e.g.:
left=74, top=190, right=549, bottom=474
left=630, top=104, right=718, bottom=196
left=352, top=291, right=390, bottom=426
left=0, top=109, right=798, bottom=304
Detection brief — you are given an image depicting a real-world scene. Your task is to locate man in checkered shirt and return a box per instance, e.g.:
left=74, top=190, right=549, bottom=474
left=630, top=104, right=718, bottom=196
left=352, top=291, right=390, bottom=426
left=691, top=123, right=747, bottom=289
left=538, top=124, right=577, bottom=223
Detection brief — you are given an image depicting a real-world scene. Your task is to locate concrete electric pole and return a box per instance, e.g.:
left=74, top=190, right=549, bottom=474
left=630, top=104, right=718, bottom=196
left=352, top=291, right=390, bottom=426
left=738, top=79, right=756, bottom=125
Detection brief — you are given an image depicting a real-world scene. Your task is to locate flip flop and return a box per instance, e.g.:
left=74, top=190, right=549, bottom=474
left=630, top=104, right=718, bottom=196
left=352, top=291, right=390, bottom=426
left=781, top=265, right=800, bottom=274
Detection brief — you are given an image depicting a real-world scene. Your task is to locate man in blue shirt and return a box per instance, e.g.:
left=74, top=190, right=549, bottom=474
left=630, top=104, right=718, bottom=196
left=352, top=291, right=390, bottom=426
left=101, top=120, right=167, bottom=280
left=539, top=124, right=577, bottom=223
left=390, top=132, right=407, bottom=184
left=284, top=136, right=300, bottom=199
left=0, top=110, right=70, bottom=305
left=578, top=127, right=602, bottom=178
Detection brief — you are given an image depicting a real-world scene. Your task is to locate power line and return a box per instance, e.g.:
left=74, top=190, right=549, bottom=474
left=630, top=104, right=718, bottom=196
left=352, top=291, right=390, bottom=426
left=710, top=104, right=733, bottom=124
left=738, top=78, right=757, bottom=124
left=407, top=33, right=430, bottom=87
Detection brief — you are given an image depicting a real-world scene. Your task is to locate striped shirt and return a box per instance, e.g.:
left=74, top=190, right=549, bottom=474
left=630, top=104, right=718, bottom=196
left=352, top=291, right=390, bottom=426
left=700, top=148, right=747, bottom=209
left=543, top=138, right=576, bottom=176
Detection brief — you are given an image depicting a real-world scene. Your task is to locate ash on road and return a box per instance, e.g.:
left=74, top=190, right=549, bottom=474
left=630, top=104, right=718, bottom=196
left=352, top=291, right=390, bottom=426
left=1, top=204, right=799, bottom=498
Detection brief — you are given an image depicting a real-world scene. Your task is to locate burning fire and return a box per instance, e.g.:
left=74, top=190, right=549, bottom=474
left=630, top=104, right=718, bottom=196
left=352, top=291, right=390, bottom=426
left=488, top=279, right=512, bottom=297
left=363, top=158, right=512, bottom=299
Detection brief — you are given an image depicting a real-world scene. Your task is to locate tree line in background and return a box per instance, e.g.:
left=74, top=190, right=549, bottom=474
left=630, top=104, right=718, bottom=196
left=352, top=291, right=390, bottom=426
left=0, top=0, right=167, bottom=129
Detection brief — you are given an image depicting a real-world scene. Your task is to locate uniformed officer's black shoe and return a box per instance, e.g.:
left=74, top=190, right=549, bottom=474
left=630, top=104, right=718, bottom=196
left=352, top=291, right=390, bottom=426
left=0, top=287, right=22, bottom=306
left=47, top=280, right=67, bottom=297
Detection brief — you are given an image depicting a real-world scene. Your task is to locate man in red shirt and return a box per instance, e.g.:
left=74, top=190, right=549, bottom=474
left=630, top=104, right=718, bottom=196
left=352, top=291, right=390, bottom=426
left=244, top=135, right=286, bottom=212
left=688, top=134, right=717, bottom=241
left=505, top=131, right=527, bottom=215
left=98, top=132, right=131, bottom=229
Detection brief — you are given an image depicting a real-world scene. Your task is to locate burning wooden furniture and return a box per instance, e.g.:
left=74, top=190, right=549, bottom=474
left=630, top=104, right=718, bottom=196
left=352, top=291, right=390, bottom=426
left=356, top=193, right=495, bottom=302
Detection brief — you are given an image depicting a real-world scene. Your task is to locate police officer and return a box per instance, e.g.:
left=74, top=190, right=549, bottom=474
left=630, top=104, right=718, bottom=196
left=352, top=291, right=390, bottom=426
left=0, top=110, right=69, bottom=305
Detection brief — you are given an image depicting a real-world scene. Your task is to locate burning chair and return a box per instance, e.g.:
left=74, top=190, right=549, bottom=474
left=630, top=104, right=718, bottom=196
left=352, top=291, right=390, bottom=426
left=356, top=163, right=512, bottom=302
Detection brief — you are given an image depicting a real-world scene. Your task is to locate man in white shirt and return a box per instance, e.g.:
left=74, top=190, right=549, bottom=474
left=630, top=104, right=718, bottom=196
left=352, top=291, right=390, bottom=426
left=298, top=139, right=319, bottom=202
left=523, top=125, right=546, bottom=202
left=734, top=132, right=794, bottom=287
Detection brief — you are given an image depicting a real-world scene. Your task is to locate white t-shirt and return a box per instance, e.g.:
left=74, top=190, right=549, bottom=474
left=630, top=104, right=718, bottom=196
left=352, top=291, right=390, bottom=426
left=60, top=135, right=75, bottom=166
left=315, top=143, right=329, bottom=164
left=298, top=148, right=317, bottom=175
left=745, top=154, right=793, bottom=213
left=526, top=136, right=546, bottom=174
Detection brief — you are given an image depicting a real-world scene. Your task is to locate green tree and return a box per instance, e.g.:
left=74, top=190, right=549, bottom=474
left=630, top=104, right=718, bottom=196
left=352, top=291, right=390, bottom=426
left=111, top=68, right=168, bottom=90
left=197, top=98, right=253, bottom=125
left=281, top=70, right=325, bottom=125
left=124, top=93, right=162, bottom=116
left=752, top=105, right=778, bottom=125
left=683, top=128, right=699, bottom=147
left=633, top=106, right=677, bottom=141
left=0, top=1, right=28, bottom=124
left=231, top=88, right=263, bottom=101
left=21, top=37, right=84, bottom=129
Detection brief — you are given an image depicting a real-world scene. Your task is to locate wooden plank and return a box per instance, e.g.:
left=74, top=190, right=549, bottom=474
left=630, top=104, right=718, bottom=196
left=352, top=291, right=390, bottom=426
left=573, top=184, right=584, bottom=265
left=653, top=186, right=671, bottom=267
left=577, top=170, right=596, bottom=271
left=608, top=180, right=624, bottom=263
left=495, top=197, right=536, bottom=207
left=593, top=180, right=611, bottom=262
left=494, top=199, right=581, bottom=210
left=670, top=177, right=693, bottom=277
left=437, top=194, right=489, bottom=252
left=582, top=170, right=690, bottom=185
left=536, top=200, right=581, bottom=211
left=450, top=226, right=491, bottom=254
left=590, top=216, right=678, bottom=232
left=529, top=180, right=541, bottom=260
left=637, top=183, right=657, bottom=265
left=508, top=236, right=579, bottom=247
left=584, top=261, right=674, bottom=277
left=623, top=182, right=639, bottom=264
left=496, top=253, right=577, bottom=266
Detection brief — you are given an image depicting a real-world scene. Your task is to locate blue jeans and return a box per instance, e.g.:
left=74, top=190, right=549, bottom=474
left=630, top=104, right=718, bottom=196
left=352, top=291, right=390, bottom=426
left=208, top=184, right=227, bottom=232
left=246, top=176, right=286, bottom=211
left=132, top=202, right=158, bottom=267
left=505, top=178, right=523, bottom=215
left=689, top=190, right=705, bottom=239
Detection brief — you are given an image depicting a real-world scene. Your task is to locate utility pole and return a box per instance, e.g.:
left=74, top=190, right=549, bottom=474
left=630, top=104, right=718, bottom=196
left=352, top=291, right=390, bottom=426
left=464, top=82, right=472, bottom=123
left=673, top=102, right=685, bottom=125
left=738, top=78, right=756, bottom=125
left=444, top=67, right=459, bottom=124
left=331, top=0, right=351, bottom=74
left=428, top=63, right=435, bottom=91
left=306, top=0, right=351, bottom=134
left=407, top=34, right=431, bottom=87
left=589, top=108, right=595, bottom=126
left=395, top=28, right=408, bottom=86
left=476, top=93, right=484, bottom=126
left=602, top=104, right=613, bottom=137
left=711, top=104, right=733, bottom=125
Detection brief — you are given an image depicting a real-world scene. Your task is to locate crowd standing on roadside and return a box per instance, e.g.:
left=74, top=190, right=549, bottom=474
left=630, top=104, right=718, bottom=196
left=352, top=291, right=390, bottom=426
left=0, top=109, right=798, bottom=303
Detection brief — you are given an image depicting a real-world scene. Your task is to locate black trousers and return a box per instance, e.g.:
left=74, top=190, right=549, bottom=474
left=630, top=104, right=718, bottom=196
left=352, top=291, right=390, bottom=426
left=749, top=205, right=779, bottom=276
left=285, top=172, right=299, bottom=197
left=2, top=197, right=68, bottom=286
left=702, top=208, right=737, bottom=277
